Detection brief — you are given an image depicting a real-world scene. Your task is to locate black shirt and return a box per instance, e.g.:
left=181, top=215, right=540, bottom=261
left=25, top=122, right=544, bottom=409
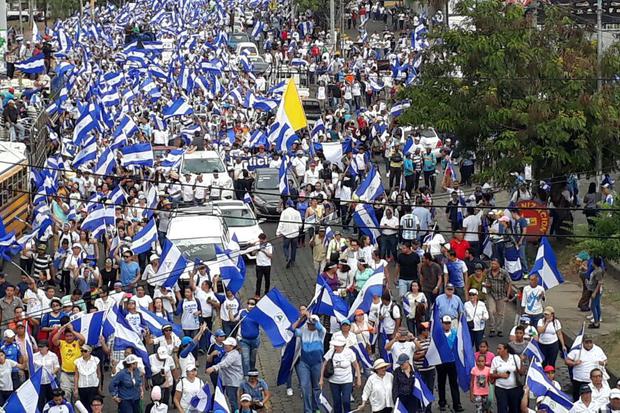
left=397, top=252, right=420, bottom=281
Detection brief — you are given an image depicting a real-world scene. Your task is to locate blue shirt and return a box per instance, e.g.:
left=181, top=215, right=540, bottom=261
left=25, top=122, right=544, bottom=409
left=119, top=260, right=139, bottom=286
left=295, top=323, right=326, bottom=366
left=240, top=378, right=269, bottom=401
left=1, top=341, right=21, bottom=372
left=108, top=368, right=142, bottom=401
left=43, top=400, right=75, bottom=413
left=445, top=259, right=466, bottom=287
left=239, top=309, right=260, bottom=340
left=41, top=311, right=67, bottom=330
left=434, top=294, right=463, bottom=319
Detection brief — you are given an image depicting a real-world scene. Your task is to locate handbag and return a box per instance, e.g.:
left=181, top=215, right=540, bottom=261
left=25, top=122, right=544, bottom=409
left=512, top=355, right=524, bottom=387
left=323, top=354, right=335, bottom=378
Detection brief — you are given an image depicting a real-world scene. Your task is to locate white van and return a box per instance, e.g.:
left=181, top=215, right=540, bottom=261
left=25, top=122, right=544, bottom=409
left=235, top=42, right=259, bottom=56
left=166, top=214, right=231, bottom=277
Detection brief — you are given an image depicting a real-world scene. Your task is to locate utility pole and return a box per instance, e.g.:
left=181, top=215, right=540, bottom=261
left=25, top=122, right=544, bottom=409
left=596, top=0, right=603, bottom=187
left=330, top=0, right=335, bottom=49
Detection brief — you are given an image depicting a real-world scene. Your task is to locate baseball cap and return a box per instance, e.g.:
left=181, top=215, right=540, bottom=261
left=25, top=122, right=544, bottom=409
left=181, top=336, right=193, bottom=346
left=610, top=389, right=620, bottom=399
left=240, top=394, right=252, bottom=402
left=223, top=337, right=237, bottom=347
left=214, top=329, right=226, bottom=337
left=543, top=365, right=555, bottom=373
left=468, top=288, right=478, bottom=295
left=445, top=283, right=455, bottom=290
left=3, top=330, right=15, bottom=338
left=442, top=315, right=452, bottom=323
left=579, top=384, right=592, bottom=395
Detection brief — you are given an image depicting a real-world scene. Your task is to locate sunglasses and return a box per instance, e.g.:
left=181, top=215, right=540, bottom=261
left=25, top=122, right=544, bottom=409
left=81, top=350, right=89, bottom=353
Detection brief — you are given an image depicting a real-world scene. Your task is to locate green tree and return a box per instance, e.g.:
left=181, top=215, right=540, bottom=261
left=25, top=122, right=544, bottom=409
left=399, top=0, right=620, bottom=184
left=579, top=203, right=620, bottom=260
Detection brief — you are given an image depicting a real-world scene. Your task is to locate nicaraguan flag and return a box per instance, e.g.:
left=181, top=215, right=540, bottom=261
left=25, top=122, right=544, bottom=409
left=73, top=103, right=99, bottom=146
left=24, top=329, right=35, bottom=375
left=394, top=398, right=408, bottom=413
left=243, top=192, right=253, bottom=204
left=390, top=100, right=411, bottom=117
left=190, top=381, right=212, bottom=412
left=121, top=143, right=154, bottom=168
left=213, top=376, right=231, bottom=413
left=272, top=121, right=297, bottom=153
left=425, top=304, right=455, bottom=366
left=278, top=155, right=290, bottom=196
left=156, top=238, right=189, bottom=288
left=71, top=140, right=98, bottom=168
left=277, top=336, right=301, bottom=386
left=246, top=288, right=299, bottom=348
left=215, top=245, right=245, bottom=293
left=163, top=97, right=193, bottom=118
left=310, top=275, right=349, bottom=322
left=160, top=149, right=185, bottom=171
left=4, top=367, right=42, bottom=413
left=523, top=338, right=544, bottom=362
left=530, top=237, right=564, bottom=290
left=527, top=361, right=573, bottom=411
left=352, top=203, right=381, bottom=244
left=94, top=146, right=117, bottom=175
left=413, top=370, right=435, bottom=407
left=131, top=219, right=158, bottom=255
left=108, top=186, right=126, bottom=205
left=80, top=205, right=114, bottom=238
left=70, top=310, right=106, bottom=345
left=318, top=392, right=333, bottom=412
left=103, top=305, right=151, bottom=374
left=251, top=20, right=264, bottom=39
left=354, top=165, right=385, bottom=201
left=138, top=306, right=183, bottom=338
left=571, top=323, right=585, bottom=352
left=455, top=311, right=475, bottom=391
left=321, top=142, right=344, bottom=169
left=504, top=245, right=523, bottom=281
left=350, top=342, right=373, bottom=369
left=347, top=266, right=384, bottom=317
left=15, top=54, right=45, bottom=74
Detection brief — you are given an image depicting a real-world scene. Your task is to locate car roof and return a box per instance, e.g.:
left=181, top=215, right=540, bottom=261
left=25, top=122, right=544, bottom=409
left=210, top=200, right=246, bottom=208
left=183, top=150, right=221, bottom=159
left=168, top=215, right=225, bottom=239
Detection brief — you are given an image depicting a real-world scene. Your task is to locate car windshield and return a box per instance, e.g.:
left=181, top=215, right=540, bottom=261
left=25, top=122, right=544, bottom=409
left=256, top=173, right=278, bottom=189
left=181, top=157, right=225, bottom=174
left=221, top=208, right=254, bottom=227
left=172, top=238, right=222, bottom=261
left=420, top=129, right=436, bottom=138
left=231, top=33, right=248, bottom=41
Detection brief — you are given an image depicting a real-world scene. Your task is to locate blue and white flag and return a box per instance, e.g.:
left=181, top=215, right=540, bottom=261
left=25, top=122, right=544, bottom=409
left=504, top=245, right=522, bottom=281
left=425, top=304, right=454, bottom=366
left=243, top=192, right=253, bottom=204
left=530, top=237, right=564, bottom=290
left=3, top=367, right=42, bottom=413
left=352, top=203, right=381, bottom=244
left=70, top=310, right=106, bottom=346
left=277, top=336, right=301, bottom=386
left=347, top=266, right=384, bottom=317
left=138, top=306, right=183, bottom=338
left=215, top=245, right=245, bottom=293
left=108, top=186, right=126, bottom=205
left=94, top=146, right=117, bottom=175
left=72, top=140, right=98, bottom=168
left=311, top=275, right=349, bottom=322
left=73, top=104, right=99, bottom=146
left=103, top=305, right=151, bottom=374
left=310, top=118, right=325, bottom=140
left=246, top=288, right=300, bottom=348
left=321, top=142, right=344, bottom=169
left=121, top=143, right=154, bottom=168
left=413, top=370, right=435, bottom=407
left=355, top=165, right=385, bottom=201
left=390, top=100, right=411, bottom=117
left=570, top=323, right=586, bottom=352
left=112, top=114, right=138, bottom=149
left=190, top=381, right=212, bottom=412
left=272, top=122, right=297, bottom=153
left=350, top=342, right=373, bottom=369
left=213, top=376, right=231, bottom=413
left=15, top=54, right=46, bottom=74
left=278, top=155, right=290, bottom=196
left=131, top=219, right=158, bottom=255
left=163, top=97, right=193, bottom=118
left=394, top=398, right=408, bottom=413
left=24, top=329, right=35, bottom=375
left=156, top=239, right=189, bottom=288
left=251, top=20, right=264, bottom=39
left=455, top=311, right=475, bottom=392
left=319, top=392, right=332, bottom=412
left=160, top=149, right=185, bottom=171
left=81, top=205, right=114, bottom=238
left=523, top=338, right=544, bottom=362
left=526, top=361, right=573, bottom=412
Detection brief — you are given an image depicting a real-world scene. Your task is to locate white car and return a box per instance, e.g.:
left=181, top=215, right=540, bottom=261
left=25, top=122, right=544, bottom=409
left=235, top=42, right=259, bottom=57
left=166, top=214, right=232, bottom=278
left=208, top=200, right=265, bottom=260
left=180, top=151, right=234, bottom=200
left=393, top=126, right=444, bottom=157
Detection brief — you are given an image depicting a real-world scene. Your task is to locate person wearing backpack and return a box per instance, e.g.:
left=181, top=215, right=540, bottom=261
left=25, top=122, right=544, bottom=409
left=173, top=364, right=204, bottom=413
left=378, top=292, right=401, bottom=355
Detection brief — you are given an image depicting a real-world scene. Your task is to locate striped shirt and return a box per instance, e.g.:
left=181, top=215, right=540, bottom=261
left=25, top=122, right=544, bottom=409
left=33, top=254, right=52, bottom=277
left=413, top=337, right=433, bottom=371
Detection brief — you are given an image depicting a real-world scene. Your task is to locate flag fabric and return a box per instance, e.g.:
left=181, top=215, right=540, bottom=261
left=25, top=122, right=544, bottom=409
left=162, top=97, right=193, bottom=118
left=3, top=367, right=42, bottom=413
left=318, top=392, right=333, bottom=413
left=24, top=330, right=35, bottom=375
left=243, top=192, right=253, bottom=204
left=15, top=54, right=46, bottom=74
left=570, top=323, right=586, bottom=352
left=275, top=79, right=307, bottom=131
left=70, top=310, right=106, bottom=346
left=277, top=336, right=301, bottom=386
left=350, top=342, right=373, bottom=369
left=526, top=361, right=574, bottom=411
left=138, top=306, right=183, bottom=338
left=504, top=246, right=523, bottom=281
left=213, top=376, right=231, bottom=413
left=156, top=239, right=189, bottom=288
left=455, top=311, right=475, bottom=392
left=215, top=245, right=245, bottom=293
left=131, top=219, right=158, bottom=255
left=94, top=146, right=116, bottom=175
left=355, top=166, right=385, bottom=201
left=425, top=304, right=454, bottom=366
left=352, top=203, right=381, bottom=244
left=80, top=205, right=114, bottom=238
left=523, top=339, right=544, bottom=362
left=310, top=275, right=349, bottom=321
left=321, top=142, right=344, bottom=169
left=413, top=370, right=435, bottom=407
left=530, top=237, right=565, bottom=290
left=121, top=143, right=154, bottom=168
left=390, top=100, right=411, bottom=117
left=393, top=398, right=408, bottom=413
left=245, top=288, right=300, bottom=348
left=189, top=381, right=212, bottom=412
left=347, top=266, right=384, bottom=317
left=278, top=155, right=290, bottom=195
left=103, top=305, right=151, bottom=374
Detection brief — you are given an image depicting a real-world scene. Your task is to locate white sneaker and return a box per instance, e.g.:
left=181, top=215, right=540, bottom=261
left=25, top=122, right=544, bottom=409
left=287, top=388, right=293, bottom=396
left=587, top=314, right=594, bottom=320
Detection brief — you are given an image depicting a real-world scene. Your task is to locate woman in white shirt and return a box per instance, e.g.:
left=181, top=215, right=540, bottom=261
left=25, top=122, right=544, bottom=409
left=134, top=286, right=154, bottom=311
left=359, top=358, right=394, bottom=412
left=173, top=365, right=204, bottom=412
left=319, top=337, right=361, bottom=413
left=490, top=343, right=524, bottom=413
left=464, top=288, right=489, bottom=351
left=220, top=290, right=240, bottom=336
left=74, top=344, right=101, bottom=410
left=33, top=341, right=60, bottom=411
left=536, top=306, right=567, bottom=368
left=404, top=281, right=427, bottom=335
left=149, top=346, right=176, bottom=406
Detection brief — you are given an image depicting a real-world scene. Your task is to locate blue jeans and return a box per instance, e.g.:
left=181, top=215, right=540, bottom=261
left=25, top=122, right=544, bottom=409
left=297, top=360, right=321, bottom=413
left=398, top=279, right=412, bottom=299
left=225, top=385, right=239, bottom=412
left=380, top=234, right=398, bottom=260
left=329, top=382, right=352, bottom=413
left=240, top=337, right=260, bottom=376
left=592, top=293, right=602, bottom=322
left=283, top=237, right=298, bottom=264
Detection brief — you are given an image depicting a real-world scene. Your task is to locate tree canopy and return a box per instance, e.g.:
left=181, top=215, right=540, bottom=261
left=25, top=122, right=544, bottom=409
left=399, top=0, right=620, bottom=184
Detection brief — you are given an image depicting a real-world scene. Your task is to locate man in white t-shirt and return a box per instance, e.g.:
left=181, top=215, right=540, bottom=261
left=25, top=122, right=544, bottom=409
left=399, top=210, right=419, bottom=243
left=461, top=207, right=481, bottom=255
left=385, top=327, right=415, bottom=369
left=566, top=334, right=608, bottom=401
left=521, top=274, right=546, bottom=327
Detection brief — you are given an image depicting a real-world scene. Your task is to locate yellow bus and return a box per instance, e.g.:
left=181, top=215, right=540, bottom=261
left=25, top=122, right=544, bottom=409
left=0, top=142, right=29, bottom=235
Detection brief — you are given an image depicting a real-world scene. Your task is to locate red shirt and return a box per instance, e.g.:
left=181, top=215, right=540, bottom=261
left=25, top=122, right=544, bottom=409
left=450, top=238, right=470, bottom=260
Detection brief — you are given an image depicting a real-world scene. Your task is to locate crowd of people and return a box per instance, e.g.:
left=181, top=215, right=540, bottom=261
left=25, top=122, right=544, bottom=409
left=0, top=0, right=617, bottom=411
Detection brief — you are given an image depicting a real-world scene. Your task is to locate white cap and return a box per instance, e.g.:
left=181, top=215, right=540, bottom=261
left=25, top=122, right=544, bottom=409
left=330, top=337, right=346, bottom=347
left=123, top=354, right=139, bottom=365
left=3, top=330, right=15, bottom=338
left=240, top=394, right=252, bottom=402
left=150, top=254, right=160, bottom=262
left=185, top=364, right=197, bottom=372
left=610, top=388, right=620, bottom=399
left=468, top=288, right=478, bottom=295
left=72, top=242, right=82, bottom=249
left=442, top=315, right=452, bottom=323
left=223, top=337, right=237, bottom=347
